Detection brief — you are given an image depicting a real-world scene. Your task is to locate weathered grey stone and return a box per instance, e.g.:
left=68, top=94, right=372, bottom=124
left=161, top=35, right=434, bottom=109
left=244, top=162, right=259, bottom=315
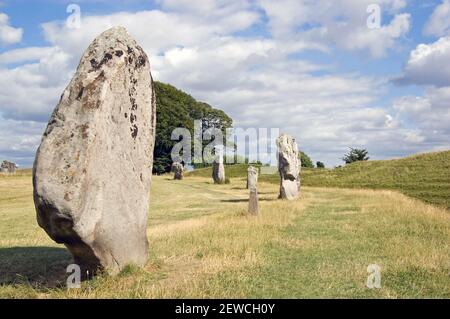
left=212, top=145, right=226, bottom=184
left=33, top=27, right=156, bottom=275
left=247, top=166, right=259, bottom=216
left=248, top=189, right=259, bottom=216
left=1, top=160, right=17, bottom=174
left=246, top=165, right=257, bottom=189
left=277, top=134, right=301, bottom=200
left=171, top=162, right=184, bottom=180
left=247, top=166, right=258, bottom=191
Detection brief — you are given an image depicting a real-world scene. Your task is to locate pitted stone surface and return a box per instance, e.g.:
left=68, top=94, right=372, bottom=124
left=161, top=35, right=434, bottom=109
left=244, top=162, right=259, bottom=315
left=33, top=27, right=156, bottom=274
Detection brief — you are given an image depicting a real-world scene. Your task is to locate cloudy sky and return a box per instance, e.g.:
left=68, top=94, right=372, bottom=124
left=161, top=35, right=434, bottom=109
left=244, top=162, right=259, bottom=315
left=0, top=0, right=449, bottom=167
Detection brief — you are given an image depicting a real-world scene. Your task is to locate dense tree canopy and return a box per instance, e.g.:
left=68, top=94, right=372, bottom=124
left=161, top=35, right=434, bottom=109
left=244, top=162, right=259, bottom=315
left=153, top=82, right=233, bottom=174
left=299, top=151, right=314, bottom=168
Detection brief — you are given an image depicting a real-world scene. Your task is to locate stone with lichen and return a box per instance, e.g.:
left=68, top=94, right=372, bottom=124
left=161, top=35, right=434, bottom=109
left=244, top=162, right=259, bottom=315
left=33, top=27, right=156, bottom=275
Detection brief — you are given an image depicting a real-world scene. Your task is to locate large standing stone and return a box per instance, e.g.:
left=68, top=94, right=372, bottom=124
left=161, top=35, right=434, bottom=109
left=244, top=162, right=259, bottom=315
left=247, top=166, right=259, bottom=216
left=171, top=162, right=184, bottom=180
left=277, top=134, right=301, bottom=200
left=212, top=145, right=226, bottom=184
left=33, top=27, right=156, bottom=274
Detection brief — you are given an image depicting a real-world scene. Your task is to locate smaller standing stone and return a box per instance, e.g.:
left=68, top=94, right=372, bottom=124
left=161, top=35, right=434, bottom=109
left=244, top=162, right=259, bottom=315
left=212, top=145, right=226, bottom=184
left=247, top=165, right=259, bottom=189
left=277, top=134, right=301, bottom=200
left=1, top=160, right=17, bottom=174
left=247, top=166, right=259, bottom=216
left=171, top=162, right=184, bottom=180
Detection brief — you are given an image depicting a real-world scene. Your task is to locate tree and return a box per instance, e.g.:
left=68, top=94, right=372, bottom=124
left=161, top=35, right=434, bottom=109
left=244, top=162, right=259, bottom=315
left=299, top=151, right=314, bottom=168
left=342, top=148, right=369, bottom=164
left=153, top=82, right=233, bottom=174
left=316, top=161, right=325, bottom=168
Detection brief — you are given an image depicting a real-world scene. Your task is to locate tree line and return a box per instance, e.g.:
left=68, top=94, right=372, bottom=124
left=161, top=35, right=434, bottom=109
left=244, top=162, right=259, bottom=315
left=154, top=82, right=369, bottom=172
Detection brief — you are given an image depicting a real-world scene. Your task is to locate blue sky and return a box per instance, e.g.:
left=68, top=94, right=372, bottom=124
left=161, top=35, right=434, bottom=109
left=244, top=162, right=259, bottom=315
left=1, top=0, right=449, bottom=167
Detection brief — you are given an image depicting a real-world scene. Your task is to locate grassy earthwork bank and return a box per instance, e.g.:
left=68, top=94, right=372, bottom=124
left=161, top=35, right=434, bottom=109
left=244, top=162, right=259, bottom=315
left=0, top=164, right=449, bottom=298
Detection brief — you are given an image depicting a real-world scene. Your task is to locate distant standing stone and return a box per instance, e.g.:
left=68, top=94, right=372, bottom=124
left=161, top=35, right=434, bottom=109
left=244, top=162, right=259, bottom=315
left=1, top=160, right=17, bottom=174
left=33, top=27, right=157, bottom=274
left=246, top=165, right=259, bottom=189
left=212, top=145, right=226, bottom=184
left=247, top=166, right=259, bottom=216
left=277, top=134, right=301, bottom=200
left=171, top=162, right=184, bottom=180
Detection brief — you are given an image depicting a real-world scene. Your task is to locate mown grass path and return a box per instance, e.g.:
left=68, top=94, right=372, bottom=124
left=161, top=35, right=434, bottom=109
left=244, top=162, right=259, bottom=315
left=0, top=173, right=449, bottom=298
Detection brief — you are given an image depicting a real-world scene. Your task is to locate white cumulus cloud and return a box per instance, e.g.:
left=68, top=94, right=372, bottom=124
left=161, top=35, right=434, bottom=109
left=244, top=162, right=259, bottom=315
left=1, top=1, right=448, bottom=167
left=396, top=36, right=450, bottom=87
left=424, top=0, right=450, bottom=37
left=0, top=12, right=23, bottom=45
left=257, top=0, right=410, bottom=58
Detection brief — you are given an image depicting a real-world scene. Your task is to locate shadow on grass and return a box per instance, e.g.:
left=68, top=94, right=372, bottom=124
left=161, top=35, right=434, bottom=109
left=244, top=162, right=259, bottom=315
left=0, top=247, right=72, bottom=288
left=221, top=197, right=277, bottom=203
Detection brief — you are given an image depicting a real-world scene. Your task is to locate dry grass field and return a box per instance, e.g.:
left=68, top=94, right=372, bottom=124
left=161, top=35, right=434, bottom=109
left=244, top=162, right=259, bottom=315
left=189, top=151, right=450, bottom=210
left=0, top=170, right=449, bottom=298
